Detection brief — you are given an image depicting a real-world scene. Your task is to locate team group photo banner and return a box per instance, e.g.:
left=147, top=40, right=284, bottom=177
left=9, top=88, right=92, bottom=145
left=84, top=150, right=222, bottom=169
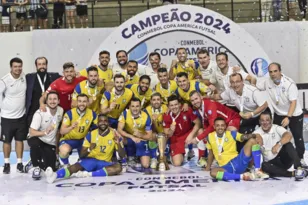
left=89, top=4, right=271, bottom=78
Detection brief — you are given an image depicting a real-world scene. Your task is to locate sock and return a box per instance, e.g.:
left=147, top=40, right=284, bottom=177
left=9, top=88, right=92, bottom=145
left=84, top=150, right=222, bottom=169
left=56, top=168, right=70, bottom=179
left=4, top=158, right=9, bottom=164
left=188, top=144, right=193, bottom=151
left=17, top=158, right=22, bottom=163
left=216, top=171, right=241, bottom=181
left=92, top=168, right=108, bottom=177
left=59, top=154, right=69, bottom=165
left=198, top=149, right=205, bottom=160
left=252, top=144, right=261, bottom=170
left=125, top=139, right=136, bottom=157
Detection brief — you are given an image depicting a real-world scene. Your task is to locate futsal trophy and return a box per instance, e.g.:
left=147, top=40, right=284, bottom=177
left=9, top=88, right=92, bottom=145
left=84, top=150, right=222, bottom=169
left=156, top=133, right=170, bottom=171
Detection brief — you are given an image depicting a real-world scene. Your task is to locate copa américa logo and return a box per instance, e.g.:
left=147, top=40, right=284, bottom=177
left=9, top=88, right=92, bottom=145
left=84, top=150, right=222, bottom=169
left=129, top=42, right=149, bottom=65
left=251, top=58, right=269, bottom=77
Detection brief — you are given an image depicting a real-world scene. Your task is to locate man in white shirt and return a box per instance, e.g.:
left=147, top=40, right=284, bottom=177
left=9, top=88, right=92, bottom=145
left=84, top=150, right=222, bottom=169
left=214, top=73, right=268, bottom=134
left=147, top=52, right=167, bottom=89
left=257, top=62, right=306, bottom=168
left=28, top=91, right=64, bottom=180
left=254, top=111, right=307, bottom=180
left=196, top=49, right=217, bottom=85
left=0, top=57, right=27, bottom=174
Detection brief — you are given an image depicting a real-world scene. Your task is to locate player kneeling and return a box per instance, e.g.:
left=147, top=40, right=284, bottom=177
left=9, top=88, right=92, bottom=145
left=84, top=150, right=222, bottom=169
left=206, top=117, right=269, bottom=181
left=46, top=114, right=125, bottom=183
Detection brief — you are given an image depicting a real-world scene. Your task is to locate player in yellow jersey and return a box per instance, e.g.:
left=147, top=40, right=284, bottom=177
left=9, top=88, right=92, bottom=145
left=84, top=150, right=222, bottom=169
left=145, top=92, right=169, bottom=169
left=153, top=67, right=178, bottom=105
left=100, top=74, right=133, bottom=129
left=59, top=94, right=98, bottom=167
left=169, top=47, right=201, bottom=80
left=205, top=117, right=269, bottom=181
left=126, top=75, right=152, bottom=108
left=45, top=114, right=125, bottom=183
left=72, top=66, right=104, bottom=114
left=117, top=98, right=154, bottom=168
left=122, top=60, right=140, bottom=86
left=79, top=50, right=113, bottom=90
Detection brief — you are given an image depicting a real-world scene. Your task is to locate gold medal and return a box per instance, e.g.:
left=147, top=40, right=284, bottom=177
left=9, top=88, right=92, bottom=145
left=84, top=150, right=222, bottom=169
left=276, top=101, right=279, bottom=105
left=172, top=121, right=176, bottom=126
left=218, top=154, right=222, bottom=160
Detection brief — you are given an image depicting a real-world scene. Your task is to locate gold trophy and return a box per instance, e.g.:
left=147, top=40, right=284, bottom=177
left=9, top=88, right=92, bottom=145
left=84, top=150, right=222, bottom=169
left=156, top=133, right=170, bottom=171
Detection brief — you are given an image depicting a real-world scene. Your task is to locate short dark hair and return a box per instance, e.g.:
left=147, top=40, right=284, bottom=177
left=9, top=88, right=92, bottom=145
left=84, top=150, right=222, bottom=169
left=157, top=67, right=168, bottom=73
left=214, top=117, right=226, bottom=124
left=167, top=95, right=179, bottom=104
left=151, top=92, right=162, bottom=99
left=87, top=66, right=98, bottom=74
left=197, top=49, right=210, bottom=57
left=127, top=60, right=138, bottom=66
left=176, top=72, right=188, bottom=79
left=98, top=113, right=109, bottom=119
left=176, top=47, right=186, bottom=54
left=63, top=62, right=74, bottom=70
left=10, top=57, right=23, bottom=67
left=229, top=73, right=243, bottom=81
left=149, top=52, right=161, bottom=60
left=216, top=52, right=228, bottom=61
left=139, top=75, right=151, bottom=83
left=99, top=50, right=110, bottom=56
left=116, top=50, right=127, bottom=58
left=46, top=91, right=59, bottom=100
left=130, top=97, right=141, bottom=105
left=77, top=93, right=89, bottom=100
left=260, top=111, right=273, bottom=120
left=189, top=90, right=200, bottom=98
left=35, top=57, right=48, bottom=66
left=113, top=73, right=126, bottom=81
left=268, top=62, right=281, bottom=71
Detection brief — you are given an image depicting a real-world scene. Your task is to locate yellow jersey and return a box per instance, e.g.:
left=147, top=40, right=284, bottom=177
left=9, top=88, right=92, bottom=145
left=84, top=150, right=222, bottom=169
left=83, top=129, right=117, bottom=162
left=175, top=80, right=208, bottom=104
left=172, top=59, right=201, bottom=80
left=118, top=109, right=152, bottom=135
left=72, top=80, right=104, bottom=114
left=61, top=108, right=98, bottom=141
left=153, top=80, right=178, bottom=105
left=79, top=65, right=113, bottom=83
left=206, top=131, right=243, bottom=167
left=100, top=88, right=133, bottom=119
left=145, top=104, right=168, bottom=133
left=121, top=71, right=140, bottom=86
left=126, top=84, right=152, bottom=108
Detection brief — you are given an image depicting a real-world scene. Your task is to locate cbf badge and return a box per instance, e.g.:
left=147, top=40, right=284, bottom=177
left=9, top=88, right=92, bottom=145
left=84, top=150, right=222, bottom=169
left=85, top=119, right=89, bottom=125
left=183, top=115, right=187, bottom=121
left=108, top=140, right=112, bottom=145
left=122, top=99, right=126, bottom=103
left=225, top=138, right=228, bottom=142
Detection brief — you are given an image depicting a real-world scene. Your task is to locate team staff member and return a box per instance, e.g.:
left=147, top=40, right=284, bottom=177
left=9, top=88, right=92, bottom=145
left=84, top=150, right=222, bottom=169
left=257, top=62, right=307, bottom=168
left=0, top=58, right=27, bottom=174
left=26, top=57, right=61, bottom=127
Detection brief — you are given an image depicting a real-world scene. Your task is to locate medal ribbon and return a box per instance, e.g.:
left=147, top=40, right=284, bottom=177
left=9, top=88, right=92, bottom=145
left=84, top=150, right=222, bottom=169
left=215, top=133, right=226, bottom=158
left=37, top=74, right=47, bottom=93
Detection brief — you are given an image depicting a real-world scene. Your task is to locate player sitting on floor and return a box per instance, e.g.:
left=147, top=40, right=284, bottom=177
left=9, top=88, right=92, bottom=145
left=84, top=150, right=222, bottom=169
left=206, top=117, right=269, bottom=181
left=45, top=114, right=125, bottom=183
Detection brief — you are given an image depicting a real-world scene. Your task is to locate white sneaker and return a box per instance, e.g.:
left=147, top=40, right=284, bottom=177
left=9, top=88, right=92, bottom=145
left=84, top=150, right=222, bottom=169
left=255, top=170, right=269, bottom=179
left=197, top=157, right=207, bottom=167
left=300, top=159, right=308, bottom=168
left=45, top=167, right=57, bottom=184
left=150, top=158, right=158, bottom=169
left=75, top=171, right=91, bottom=178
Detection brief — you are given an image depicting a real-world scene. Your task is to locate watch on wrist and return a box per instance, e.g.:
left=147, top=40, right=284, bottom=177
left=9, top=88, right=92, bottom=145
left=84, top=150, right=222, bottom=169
left=278, top=141, right=282, bottom=147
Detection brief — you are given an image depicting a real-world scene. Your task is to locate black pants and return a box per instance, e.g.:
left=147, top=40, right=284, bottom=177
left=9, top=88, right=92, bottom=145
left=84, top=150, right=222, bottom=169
left=274, top=113, right=305, bottom=159
left=262, top=142, right=300, bottom=177
left=236, top=116, right=260, bottom=152
left=53, top=3, right=65, bottom=26
left=298, top=0, right=307, bottom=14
left=27, top=137, right=57, bottom=171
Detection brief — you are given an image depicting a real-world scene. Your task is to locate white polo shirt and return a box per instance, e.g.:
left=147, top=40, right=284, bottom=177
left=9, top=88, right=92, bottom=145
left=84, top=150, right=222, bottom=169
left=0, top=72, right=27, bottom=119
left=220, top=84, right=267, bottom=115
left=253, top=124, right=288, bottom=161
left=256, top=74, right=302, bottom=116
left=198, top=60, right=217, bottom=80
left=29, top=106, right=64, bottom=146
left=111, top=62, right=147, bottom=77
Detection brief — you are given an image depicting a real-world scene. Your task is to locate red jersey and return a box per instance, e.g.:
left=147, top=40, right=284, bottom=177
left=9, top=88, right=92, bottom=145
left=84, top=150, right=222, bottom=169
left=47, top=76, right=87, bottom=112
left=195, top=99, right=240, bottom=141
left=163, top=108, right=197, bottom=137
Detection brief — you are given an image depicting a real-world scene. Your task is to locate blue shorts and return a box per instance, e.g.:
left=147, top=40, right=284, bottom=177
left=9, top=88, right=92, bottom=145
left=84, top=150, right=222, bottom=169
left=59, top=139, right=83, bottom=153
left=221, top=148, right=252, bottom=174
left=79, top=158, right=114, bottom=172
left=108, top=117, right=118, bottom=129
left=126, top=138, right=151, bottom=157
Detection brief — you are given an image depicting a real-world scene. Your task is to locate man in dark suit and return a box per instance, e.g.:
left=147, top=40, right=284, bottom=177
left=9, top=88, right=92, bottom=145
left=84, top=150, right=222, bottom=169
left=26, top=57, right=62, bottom=127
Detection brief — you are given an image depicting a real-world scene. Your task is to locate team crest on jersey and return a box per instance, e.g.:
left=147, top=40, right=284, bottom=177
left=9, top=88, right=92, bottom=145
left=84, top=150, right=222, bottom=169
left=122, top=99, right=126, bottom=103
left=108, top=140, right=112, bottom=145
left=183, top=115, right=187, bottom=121
left=225, top=138, right=228, bottom=142
left=282, top=87, right=285, bottom=92
left=63, top=116, right=68, bottom=122
left=208, top=110, right=212, bottom=115
left=244, top=97, right=250, bottom=102
left=85, top=119, right=89, bottom=125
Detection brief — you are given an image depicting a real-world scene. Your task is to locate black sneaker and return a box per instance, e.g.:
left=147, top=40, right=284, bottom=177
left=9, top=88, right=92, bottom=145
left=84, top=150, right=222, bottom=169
left=17, top=163, right=24, bottom=173
left=3, top=163, right=10, bottom=174
left=32, top=167, right=42, bottom=180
